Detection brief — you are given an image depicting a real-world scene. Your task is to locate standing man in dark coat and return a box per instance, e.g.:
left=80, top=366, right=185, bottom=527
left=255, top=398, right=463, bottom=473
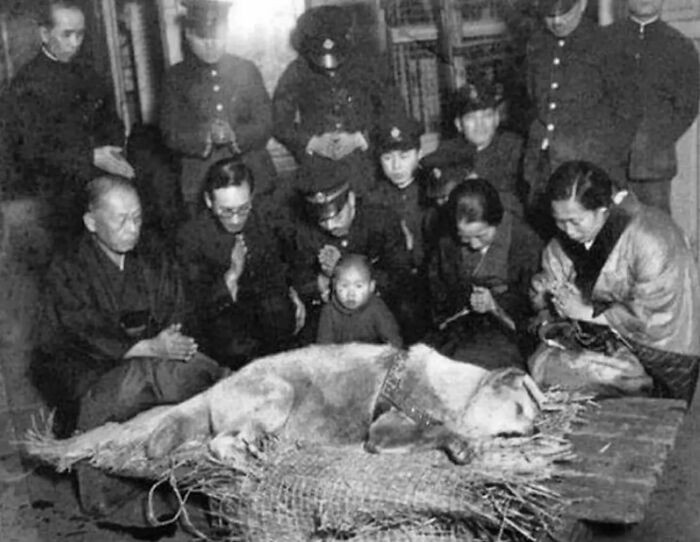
left=177, top=158, right=305, bottom=369
left=0, top=0, right=134, bottom=243
left=273, top=5, right=405, bottom=195
left=523, top=0, right=638, bottom=227
left=290, top=155, right=416, bottom=342
left=606, top=0, right=699, bottom=213
left=160, top=0, right=277, bottom=215
left=33, top=175, right=222, bottom=531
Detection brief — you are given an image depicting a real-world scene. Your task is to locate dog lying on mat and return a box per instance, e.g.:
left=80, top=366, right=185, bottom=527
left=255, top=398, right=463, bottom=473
left=147, top=343, right=546, bottom=465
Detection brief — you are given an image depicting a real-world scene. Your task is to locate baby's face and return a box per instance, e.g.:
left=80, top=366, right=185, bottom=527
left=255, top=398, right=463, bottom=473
left=334, top=266, right=374, bottom=310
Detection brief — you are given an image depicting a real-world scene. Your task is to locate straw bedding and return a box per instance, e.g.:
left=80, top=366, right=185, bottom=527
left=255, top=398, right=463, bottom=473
left=24, top=390, right=591, bottom=541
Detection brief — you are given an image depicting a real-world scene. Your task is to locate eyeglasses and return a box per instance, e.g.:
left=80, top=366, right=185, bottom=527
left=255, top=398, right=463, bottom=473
left=213, top=202, right=252, bottom=219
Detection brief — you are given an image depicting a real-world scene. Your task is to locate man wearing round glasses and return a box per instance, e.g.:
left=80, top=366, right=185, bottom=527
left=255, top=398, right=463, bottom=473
left=177, top=158, right=305, bottom=369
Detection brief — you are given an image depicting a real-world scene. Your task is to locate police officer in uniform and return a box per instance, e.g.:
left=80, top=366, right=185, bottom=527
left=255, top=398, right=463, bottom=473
left=290, top=155, right=416, bottom=342
left=273, top=5, right=405, bottom=195
left=160, top=0, right=277, bottom=215
left=524, top=0, right=638, bottom=235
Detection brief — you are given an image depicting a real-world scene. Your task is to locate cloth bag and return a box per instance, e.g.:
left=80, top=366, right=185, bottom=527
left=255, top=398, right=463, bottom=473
left=528, top=320, right=653, bottom=396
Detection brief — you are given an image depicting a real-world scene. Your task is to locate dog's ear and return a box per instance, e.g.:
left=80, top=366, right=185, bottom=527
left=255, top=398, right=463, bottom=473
left=484, top=367, right=526, bottom=390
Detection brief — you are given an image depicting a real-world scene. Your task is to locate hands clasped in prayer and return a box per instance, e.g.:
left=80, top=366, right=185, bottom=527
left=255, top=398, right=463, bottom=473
left=307, top=131, right=368, bottom=161
left=469, top=286, right=496, bottom=314
left=531, top=276, right=591, bottom=322
left=224, top=234, right=247, bottom=302
left=317, top=244, right=342, bottom=302
left=152, top=323, right=198, bottom=362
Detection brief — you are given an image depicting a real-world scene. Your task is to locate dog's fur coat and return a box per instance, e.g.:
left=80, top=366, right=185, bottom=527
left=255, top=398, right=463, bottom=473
left=146, top=343, right=545, bottom=463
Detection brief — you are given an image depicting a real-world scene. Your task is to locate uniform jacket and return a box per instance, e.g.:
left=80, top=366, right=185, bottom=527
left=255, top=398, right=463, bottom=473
left=524, top=18, right=639, bottom=190
left=606, top=18, right=700, bottom=180
left=428, top=211, right=542, bottom=331
left=176, top=201, right=295, bottom=334
left=427, top=131, right=524, bottom=216
left=272, top=55, right=404, bottom=163
left=537, top=193, right=700, bottom=356
left=0, top=50, right=124, bottom=196
left=367, top=178, right=428, bottom=269
left=317, top=294, right=403, bottom=348
left=39, top=234, right=186, bottom=399
left=160, top=52, right=277, bottom=201
left=291, top=202, right=413, bottom=308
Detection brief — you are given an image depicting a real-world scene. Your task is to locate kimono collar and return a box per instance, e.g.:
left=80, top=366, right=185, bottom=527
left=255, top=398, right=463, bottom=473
left=557, top=199, right=633, bottom=301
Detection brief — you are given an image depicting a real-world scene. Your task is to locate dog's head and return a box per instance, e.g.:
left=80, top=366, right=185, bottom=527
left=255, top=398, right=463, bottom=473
left=455, top=368, right=546, bottom=439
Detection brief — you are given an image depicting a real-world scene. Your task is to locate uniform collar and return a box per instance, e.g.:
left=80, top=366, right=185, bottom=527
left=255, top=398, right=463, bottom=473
left=630, top=15, right=661, bottom=28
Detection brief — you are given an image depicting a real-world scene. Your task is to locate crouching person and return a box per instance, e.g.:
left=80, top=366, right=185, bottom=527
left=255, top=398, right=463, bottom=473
left=529, top=161, right=700, bottom=404
left=176, top=158, right=305, bottom=369
left=32, top=175, right=223, bottom=532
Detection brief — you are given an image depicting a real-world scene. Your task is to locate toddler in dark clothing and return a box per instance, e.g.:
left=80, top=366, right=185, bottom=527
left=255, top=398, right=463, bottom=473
left=317, top=254, right=403, bottom=347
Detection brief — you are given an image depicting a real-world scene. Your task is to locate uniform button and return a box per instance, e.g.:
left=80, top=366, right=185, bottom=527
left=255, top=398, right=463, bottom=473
left=551, top=81, right=559, bottom=90
left=549, top=102, right=557, bottom=110
left=211, top=69, right=218, bottom=77
left=216, top=104, right=223, bottom=112
left=213, top=84, right=220, bottom=92
left=558, top=39, right=565, bottom=47
left=547, top=123, right=554, bottom=132
left=341, top=239, right=348, bottom=248
left=553, top=57, right=560, bottom=66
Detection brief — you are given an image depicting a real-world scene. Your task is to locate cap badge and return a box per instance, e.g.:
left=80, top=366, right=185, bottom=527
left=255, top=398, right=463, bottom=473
left=390, top=126, right=401, bottom=140
left=323, top=38, right=335, bottom=50
left=310, top=191, right=329, bottom=204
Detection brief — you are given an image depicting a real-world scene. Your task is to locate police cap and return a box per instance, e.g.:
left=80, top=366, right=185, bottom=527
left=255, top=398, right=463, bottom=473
left=537, top=0, right=579, bottom=17
left=296, top=155, right=353, bottom=222
left=182, top=0, right=232, bottom=38
left=453, top=75, right=503, bottom=117
left=375, top=113, right=423, bottom=155
left=296, top=6, right=352, bottom=71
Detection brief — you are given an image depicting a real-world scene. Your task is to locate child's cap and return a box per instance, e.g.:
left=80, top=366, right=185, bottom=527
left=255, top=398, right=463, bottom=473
left=375, top=113, right=423, bottom=155
left=453, top=75, right=503, bottom=117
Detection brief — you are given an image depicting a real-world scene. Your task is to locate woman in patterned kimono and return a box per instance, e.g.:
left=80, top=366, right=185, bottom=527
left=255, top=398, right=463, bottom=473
left=529, top=161, right=700, bottom=403
left=426, top=178, right=542, bottom=370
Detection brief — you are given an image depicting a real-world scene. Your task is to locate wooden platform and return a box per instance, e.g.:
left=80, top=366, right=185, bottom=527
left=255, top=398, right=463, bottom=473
left=544, top=397, right=687, bottom=541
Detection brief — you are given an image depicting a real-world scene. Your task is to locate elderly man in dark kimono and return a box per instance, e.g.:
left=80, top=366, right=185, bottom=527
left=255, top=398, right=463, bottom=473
left=160, top=0, right=277, bottom=214
left=0, top=0, right=134, bottom=244
left=530, top=161, right=700, bottom=404
left=33, top=176, right=222, bottom=531
left=427, top=178, right=542, bottom=370
left=177, top=157, right=305, bottom=369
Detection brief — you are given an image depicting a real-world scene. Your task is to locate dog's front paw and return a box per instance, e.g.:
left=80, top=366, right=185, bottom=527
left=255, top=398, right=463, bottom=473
left=442, top=436, right=475, bottom=465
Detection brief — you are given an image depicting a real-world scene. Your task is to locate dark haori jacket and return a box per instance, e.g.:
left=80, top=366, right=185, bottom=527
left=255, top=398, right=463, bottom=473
left=175, top=201, right=297, bottom=345
left=291, top=202, right=413, bottom=309
left=367, top=177, right=430, bottom=270
left=524, top=18, right=639, bottom=190
left=0, top=50, right=124, bottom=196
left=317, top=294, right=403, bottom=348
left=428, top=211, right=542, bottom=334
left=426, top=131, right=524, bottom=216
left=604, top=18, right=699, bottom=180
left=272, top=55, right=405, bottom=163
left=160, top=52, right=277, bottom=201
left=35, top=234, right=187, bottom=402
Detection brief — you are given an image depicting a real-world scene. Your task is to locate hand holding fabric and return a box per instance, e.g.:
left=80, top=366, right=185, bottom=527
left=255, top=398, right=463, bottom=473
left=306, top=133, right=337, bottom=159
left=329, top=131, right=368, bottom=160
left=211, top=119, right=236, bottom=146
left=224, top=235, right=247, bottom=301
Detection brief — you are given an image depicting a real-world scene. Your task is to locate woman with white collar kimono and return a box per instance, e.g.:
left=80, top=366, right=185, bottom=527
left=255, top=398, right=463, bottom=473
left=530, top=161, right=700, bottom=403
left=426, top=178, right=543, bottom=370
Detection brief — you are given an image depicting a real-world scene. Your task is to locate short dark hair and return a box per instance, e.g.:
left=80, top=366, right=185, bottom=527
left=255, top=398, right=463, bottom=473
left=448, top=177, right=504, bottom=227
left=38, top=0, right=83, bottom=28
left=203, top=157, right=255, bottom=196
left=85, top=175, right=138, bottom=212
left=547, top=161, right=613, bottom=211
left=333, top=253, right=373, bottom=281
